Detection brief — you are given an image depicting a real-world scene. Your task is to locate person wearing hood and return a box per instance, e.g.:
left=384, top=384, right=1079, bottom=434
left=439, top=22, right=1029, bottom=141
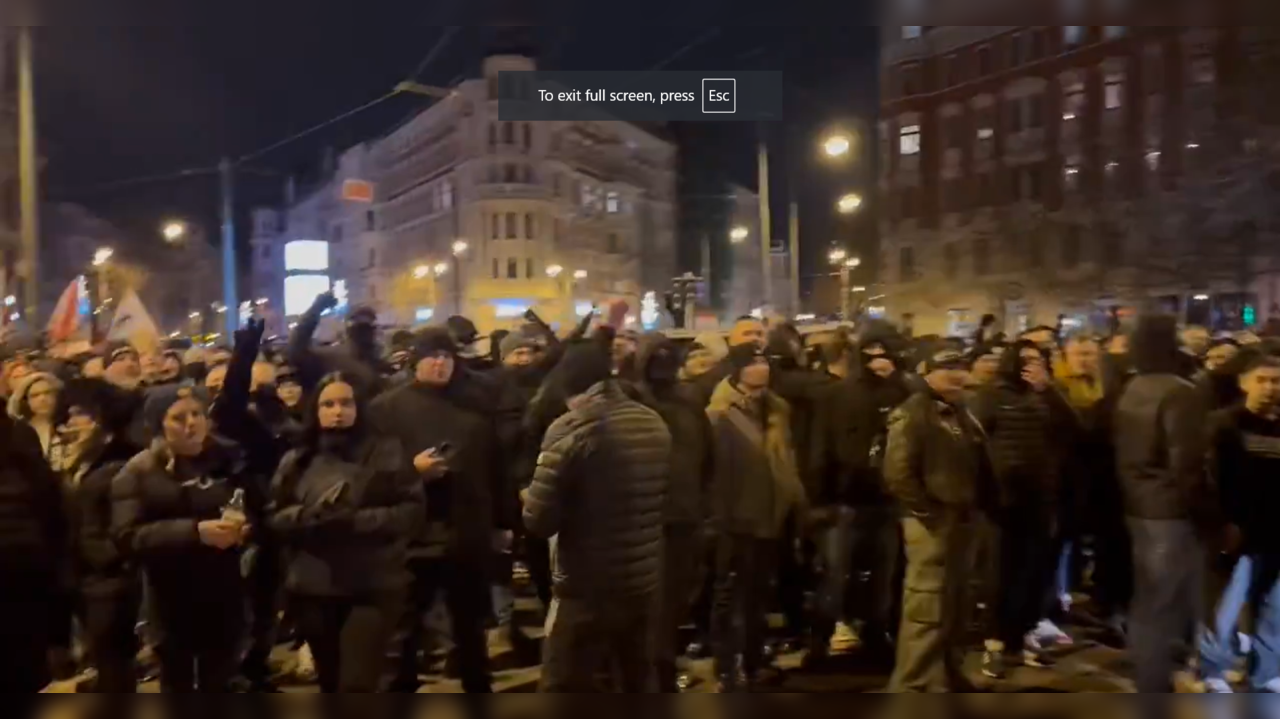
left=707, top=344, right=806, bottom=691
left=635, top=334, right=715, bottom=691
left=288, top=292, right=390, bottom=399
left=523, top=342, right=672, bottom=692
left=373, top=328, right=498, bottom=693
left=817, top=322, right=912, bottom=667
left=969, top=341, right=1073, bottom=678
left=884, top=345, right=993, bottom=693
left=110, top=385, right=264, bottom=692
left=151, top=349, right=184, bottom=388
left=8, top=371, right=64, bottom=463
left=58, top=378, right=142, bottom=692
left=270, top=372, right=424, bottom=692
left=1115, top=314, right=1216, bottom=694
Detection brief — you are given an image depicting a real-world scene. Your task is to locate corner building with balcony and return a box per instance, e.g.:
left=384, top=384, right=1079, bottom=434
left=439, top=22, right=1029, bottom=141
left=879, top=25, right=1274, bottom=337
left=250, top=51, right=676, bottom=336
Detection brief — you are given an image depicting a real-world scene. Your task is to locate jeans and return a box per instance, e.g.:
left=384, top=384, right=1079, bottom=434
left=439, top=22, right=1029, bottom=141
left=813, top=506, right=901, bottom=645
left=1128, top=518, right=1204, bottom=693
left=712, top=535, right=778, bottom=682
left=656, top=524, right=701, bottom=691
left=1200, top=554, right=1280, bottom=690
left=992, top=511, right=1057, bottom=647
left=813, top=506, right=857, bottom=642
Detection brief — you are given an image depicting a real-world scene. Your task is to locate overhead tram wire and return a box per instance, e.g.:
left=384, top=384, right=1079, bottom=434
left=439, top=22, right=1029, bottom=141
left=408, top=26, right=461, bottom=81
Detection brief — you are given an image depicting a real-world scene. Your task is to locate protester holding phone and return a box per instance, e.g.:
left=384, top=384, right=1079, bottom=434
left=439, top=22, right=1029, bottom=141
left=269, top=372, right=424, bottom=693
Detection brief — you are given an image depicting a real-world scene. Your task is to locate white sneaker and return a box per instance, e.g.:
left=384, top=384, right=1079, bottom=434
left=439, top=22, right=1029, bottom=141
left=1239, top=632, right=1254, bottom=657
left=295, top=643, right=317, bottom=682
left=1205, top=677, right=1235, bottom=693
left=1060, top=593, right=1073, bottom=614
left=1035, top=619, right=1074, bottom=646
left=1263, top=677, right=1280, bottom=693
left=830, top=622, right=859, bottom=653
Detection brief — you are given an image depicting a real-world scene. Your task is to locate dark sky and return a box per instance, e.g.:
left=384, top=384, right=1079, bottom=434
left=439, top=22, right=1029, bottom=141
left=29, top=12, right=878, bottom=292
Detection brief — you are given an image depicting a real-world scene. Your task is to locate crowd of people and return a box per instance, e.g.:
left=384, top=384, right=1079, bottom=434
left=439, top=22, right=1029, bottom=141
left=2, top=289, right=1279, bottom=694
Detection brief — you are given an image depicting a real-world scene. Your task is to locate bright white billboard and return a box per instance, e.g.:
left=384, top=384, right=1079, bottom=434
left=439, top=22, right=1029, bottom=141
left=285, top=240, right=330, bottom=272
left=285, top=274, right=331, bottom=316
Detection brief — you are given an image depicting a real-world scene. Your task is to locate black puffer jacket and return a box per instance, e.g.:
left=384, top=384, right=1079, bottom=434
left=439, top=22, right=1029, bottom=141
left=0, top=413, right=67, bottom=581
left=969, top=342, right=1066, bottom=511
left=1115, top=315, right=1216, bottom=525
left=523, top=380, right=671, bottom=600
left=68, top=436, right=140, bottom=598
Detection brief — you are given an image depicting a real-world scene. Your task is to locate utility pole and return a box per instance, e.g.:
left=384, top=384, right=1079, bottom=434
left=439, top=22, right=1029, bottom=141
left=17, top=27, right=40, bottom=325
left=789, top=201, right=800, bottom=318
left=757, top=132, right=772, bottom=313
left=219, top=158, right=239, bottom=337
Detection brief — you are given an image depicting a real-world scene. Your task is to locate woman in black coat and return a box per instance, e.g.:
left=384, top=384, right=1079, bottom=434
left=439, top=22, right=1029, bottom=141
left=110, top=385, right=262, bottom=692
left=270, top=372, right=424, bottom=693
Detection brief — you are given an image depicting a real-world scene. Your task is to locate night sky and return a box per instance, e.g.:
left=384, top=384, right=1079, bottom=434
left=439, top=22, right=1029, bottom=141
left=28, top=9, right=878, bottom=298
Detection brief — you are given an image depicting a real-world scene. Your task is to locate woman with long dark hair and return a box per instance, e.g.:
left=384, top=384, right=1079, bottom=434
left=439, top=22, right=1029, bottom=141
left=270, top=372, right=423, bottom=693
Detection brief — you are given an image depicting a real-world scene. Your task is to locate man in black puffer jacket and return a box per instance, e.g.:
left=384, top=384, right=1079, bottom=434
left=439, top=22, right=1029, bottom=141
left=819, top=321, right=912, bottom=665
left=970, top=340, right=1075, bottom=677
left=524, top=343, right=672, bottom=693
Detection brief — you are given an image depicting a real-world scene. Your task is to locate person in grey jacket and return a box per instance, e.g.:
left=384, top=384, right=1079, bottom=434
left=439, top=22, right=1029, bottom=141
left=270, top=372, right=424, bottom=693
left=523, top=343, right=672, bottom=693
left=1115, top=315, right=1216, bottom=694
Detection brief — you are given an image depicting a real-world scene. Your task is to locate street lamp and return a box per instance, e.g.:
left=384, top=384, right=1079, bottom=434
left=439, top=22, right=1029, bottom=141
left=162, top=221, right=188, bottom=243
left=93, top=247, right=114, bottom=267
left=837, top=193, right=864, bottom=214
left=730, top=226, right=750, bottom=244
left=433, top=262, right=449, bottom=277
left=451, top=240, right=469, bottom=256
left=845, top=257, right=862, bottom=269
left=823, top=133, right=853, bottom=158
left=546, top=264, right=564, bottom=279
left=828, top=248, right=848, bottom=265
left=413, top=265, right=431, bottom=280
left=573, top=269, right=588, bottom=280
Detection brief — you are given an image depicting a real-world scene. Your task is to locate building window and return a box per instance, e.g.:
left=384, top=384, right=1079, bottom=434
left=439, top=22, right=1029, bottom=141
left=491, top=214, right=500, bottom=240
left=900, top=186, right=919, bottom=219
left=1064, top=164, right=1081, bottom=191
left=368, top=248, right=377, bottom=268
left=1190, top=55, right=1216, bottom=85
left=945, top=117, right=967, bottom=150
left=1145, top=49, right=1165, bottom=95
left=1062, top=226, right=1082, bottom=268
left=1017, top=165, right=1043, bottom=201
left=504, top=164, right=518, bottom=183
left=552, top=174, right=562, bottom=197
left=1028, top=235, right=1044, bottom=268
left=492, top=258, right=500, bottom=279
left=606, top=191, right=620, bottom=213
left=442, top=181, right=453, bottom=209
left=1063, top=26, right=1084, bottom=48
left=488, top=123, right=497, bottom=149
left=900, top=247, right=917, bottom=282
left=522, top=123, right=532, bottom=149
left=1104, top=26, right=1127, bottom=40
left=974, top=237, right=991, bottom=276
left=975, top=173, right=993, bottom=206
left=977, top=45, right=993, bottom=76
left=525, top=213, right=535, bottom=240
left=1009, top=32, right=1025, bottom=67
left=1145, top=149, right=1162, bottom=172
left=365, top=210, right=376, bottom=231
left=1063, top=82, right=1086, bottom=120
left=899, top=124, right=922, bottom=155
left=1105, top=73, right=1125, bottom=110
left=506, top=213, right=518, bottom=239
left=902, top=26, right=923, bottom=39
left=526, top=258, right=535, bottom=279
left=608, top=233, right=621, bottom=253
left=943, top=54, right=961, bottom=87
left=507, top=258, right=519, bottom=279
left=1030, top=28, right=1046, bottom=60
left=1027, top=95, right=1045, bottom=129
left=900, top=64, right=921, bottom=96
left=502, top=122, right=515, bottom=145
left=943, top=243, right=959, bottom=279
left=977, top=125, right=995, bottom=142
left=522, top=165, right=534, bottom=184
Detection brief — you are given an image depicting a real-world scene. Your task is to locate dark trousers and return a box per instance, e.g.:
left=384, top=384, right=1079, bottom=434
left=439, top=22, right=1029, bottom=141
left=0, top=583, right=52, bottom=693
left=393, top=556, right=492, bottom=693
left=1128, top=518, right=1204, bottom=693
left=525, top=535, right=554, bottom=610
left=83, top=591, right=140, bottom=693
left=295, top=593, right=402, bottom=693
left=156, top=643, right=241, bottom=693
left=541, top=593, right=658, bottom=692
left=889, top=514, right=979, bottom=693
left=656, top=524, right=701, bottom=691
left=774, top=525, right=810, bottom=641
left=712, top=535, right=778, bottom=681
left=992, top=510, right=1058, bottom=648
left=241, top=545, right=281, bottom=685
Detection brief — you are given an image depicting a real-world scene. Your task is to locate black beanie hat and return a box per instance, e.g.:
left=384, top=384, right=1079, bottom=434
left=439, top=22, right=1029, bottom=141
left=143, top=385, right=208, bottom=435
left=558, top=343, right=613, bottom=398
left=413, top=328, right=458, bottom=363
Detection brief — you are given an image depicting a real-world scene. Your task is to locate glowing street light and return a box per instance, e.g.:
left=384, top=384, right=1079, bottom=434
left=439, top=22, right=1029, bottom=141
left=3, top=295, right=15, bottom=307
left=573, top=269, right=588, bottom=280
left=730, top=226, right=750, bottom=243
left=452, top=240, right=469, bottom=256
left=823, top=133, right=852, bottom=158
left=433, top=262, right=449, bottom=277
left=93, top=247, right=114, bottom=267
left=162, top=221, right=188, bottom=243
left=413, top=265, right=431, bottom=280
left=828, top=248, right=848, bottom=265
left=837, top=193, right=864, bottom=214
left=188, top=311, right=201, bottom=320
left=845, top=257, right=862, bottom=269
left=546, top=264, right=564, bottom=279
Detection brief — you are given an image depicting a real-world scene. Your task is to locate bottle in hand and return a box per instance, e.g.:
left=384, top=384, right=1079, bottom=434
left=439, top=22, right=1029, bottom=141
left=222, top=488, right=248, bottom=527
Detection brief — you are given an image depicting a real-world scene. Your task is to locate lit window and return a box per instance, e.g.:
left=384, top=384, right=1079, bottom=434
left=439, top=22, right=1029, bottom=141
left=1105, top=160, right=1120, bottom=175
left=977, top=127, right=995, bottom=141
left=494, top=301, right=531, bottom=319
left=442, top=181, right=453, bottom=209
left=1063, top=82, right=1086, bottom=120
left=1145, top=150, right=1162, bottom=171
left=1104, top=26, right=1127, bottom=40
left=1105, top=73, right=1125, bottom=110
left=415, top=308, right=435, bottom=323
left=507, top=259, right=519, bottom=279
left=1191, top=56, right=1216, bottom=85
left=1064, top=165, right=1080, bottom=191
left=606, top=192, right=621, bottom=214
left=899, top=124, right=922, bottom=155
left=1063, top=26, right=1084, bottom=47
left=903, top=26, right=923, bottom=39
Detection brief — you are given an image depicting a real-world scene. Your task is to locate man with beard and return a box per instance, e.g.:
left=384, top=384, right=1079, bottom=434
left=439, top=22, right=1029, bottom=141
left=818, top=322, right=911, bottom=668
left=1116, top=315, right=1216, bottom=694
left=374, top=329, right=497, bottom=693
left=288, top=293, right=390, bottom=398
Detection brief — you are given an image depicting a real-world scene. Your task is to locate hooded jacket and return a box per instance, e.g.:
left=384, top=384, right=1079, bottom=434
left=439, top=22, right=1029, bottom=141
left=635, top=334, right=714, bottom=526
left=1115, top=316, right=1216, bottom=524
left=766, top=327, right=836, bottom=507
left=707, top=378, right=806, bottom=539
left=286, top=302, right=390, bottom=398
left=523, top=380, right=671, bottom=599
left=0, top=412, right=67, bottom=585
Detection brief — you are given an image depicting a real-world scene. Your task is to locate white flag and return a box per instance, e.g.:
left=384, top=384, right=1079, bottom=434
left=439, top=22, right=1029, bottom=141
left=108, top=288, right=161, bottom=353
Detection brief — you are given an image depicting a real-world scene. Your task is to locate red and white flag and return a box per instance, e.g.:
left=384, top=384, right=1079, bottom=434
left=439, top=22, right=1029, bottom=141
left=47, top=278, right=82, bottom=343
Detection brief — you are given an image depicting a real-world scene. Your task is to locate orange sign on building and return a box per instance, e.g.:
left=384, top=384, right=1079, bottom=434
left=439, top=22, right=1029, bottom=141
left=342, top=179, right=375, bottom=203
